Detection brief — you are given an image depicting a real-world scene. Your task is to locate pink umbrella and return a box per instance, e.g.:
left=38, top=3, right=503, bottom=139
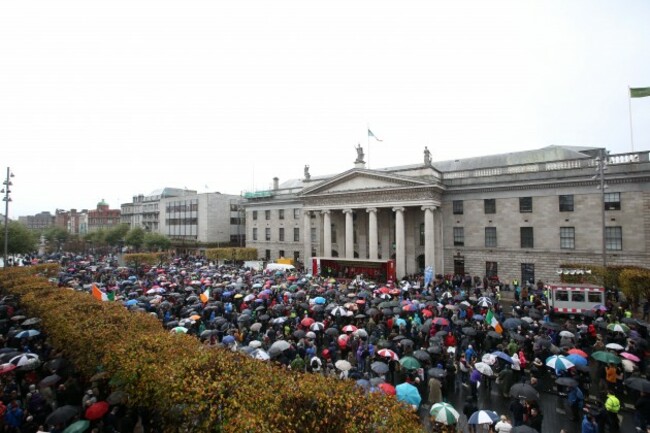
left=621, top=352, right=641, bottom=363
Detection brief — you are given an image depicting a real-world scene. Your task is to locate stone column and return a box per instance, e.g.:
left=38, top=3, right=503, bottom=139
left=303, top=210, right=311, bottom=262
left=366, top=208, right=378, bottom=260
left=393, top=207, right=405, bottom=280
left=322, top=210, right=331, bottom=257
left=343, top=209, right=354, bottom=259
left=422, top=205, right=437, bottom=272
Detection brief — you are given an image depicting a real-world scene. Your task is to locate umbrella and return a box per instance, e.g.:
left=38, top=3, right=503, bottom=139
left=492, top=351, right=514, bottom=364
left=330, top=306, right=348, bottom=317
left=555, top=377, right=578, bottom=387
left=395, top=382, right=421, bottom=407
left=377, top=349, right=399, bottom=361
left=545, top=355, right=574, bottom=372
left=9, top=353, right=40, bottom=370
left=324, top=328, right=339, bottom=337
left=487, top=331, right=503, bottom=339
left=468, top=410, right=499, bottom=425
left=621, top=352, right=641, bottom=362
left=625, top=377, right=650, bottom=393
left=462, top=327, right=477, bottom=336
left=559, top=330, right=574, bottom=338
left=621, top=359, right=636, bottom=373
left=250, top=349, right=270, bottom=361
left=542, top=322, right=561, bottom=330
left=481, top=354, right=497, bottom=366
left=310, top=322, right=325, bottom=332
left=429, top=402, right=459, bottom=425
left=427, top=368, right=446, bottom=379
left=432, top=317, right=449, bottom=326
left=565, top=354, right=588, bottom=367
left=591, top=351, right=621, bottom=364
left=474, top=362, right=493, bottom=376
left=300, top=317, right=315, bottom=328
left=607, top=323, right=630, bottom=334
left=45, top=405, right=81, bottom=425
left=250, top=323, right=263, bottom=332
left=413, top=350, right=431, bottom=362
left=342, top=325, right=358, bottom=333
left=106, top=390, right=128, bottom=405
left=511, top=426, right=539, bottom=433
left=85, top=401, right=110, bottom=420
left=39, top=374, right=61, bottom=388
left=605, top=343, right=624, bottom=351
left=170, top=326, right=188, bottom=334
left=14, top=329, right=41, bottom=339
left=503, top=318, right=523, bottom=330
left=293, top=330, right=306, bottom=339
left=21, top=318, right=41, bottom=326
left=399, top=356, right=421, bottom=370
left=0, top=363, right=16, bottom=375
left=509, top=383, right=539, bottom=400
left=371, top=361, right=389, bottom=374
left=63, top=420, right=90, bottom=433
left=268, top=340, right=291, bottom=357
left=567, top=348, right=588, bottom=358
left=378, top=382, right=396, bottom=395
left=249, top=340, right=262, bottom=348
left=476, top=297, right=492, bottom=308
left=335, top=360, right=352, bottom=371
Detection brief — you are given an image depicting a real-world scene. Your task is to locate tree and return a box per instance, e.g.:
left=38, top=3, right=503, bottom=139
left=619, top=267, right=650, bottom=309
left=42, top=226, right=69, bottom=252
left=125, top=227, right=145, bottom=251
left=143, top=232, right=171, bottom=252
left=105, top=224, right=130, bottom=247
left=0, top=221, right=38, bottom=255
left=83, top=230, right=107, bottom=254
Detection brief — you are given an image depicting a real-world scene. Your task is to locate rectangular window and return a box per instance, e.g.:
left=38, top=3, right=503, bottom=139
left=252, top=211, right=257, bottom=221
left=252, top=228, right=257, bottom=241
left=293, top=227, right=299, bottom=242
left=521, top=263, right=535, bottom=286
left=571, top=292, right=585, bottom=303
left=293, top=251, right=300, bottom=262
left=555, top=290, right=569, bottom=302
left=485, top=227, right=497, bottom=248
left=279, top=249, right=285, bottom=258
left=453, top=200, right=463, bottom=215
left=265, top=228, right=271, bottom=241
left=484, top=199, right=496, bottom=214
left=560, top=227, right=575, bottom=250
left=486, top=261, right=498, bottom=278
left=519, top=197, right=533, bottom=213
left=604, top=192, right=621, bottom=211
left=279, top=227, right=285, bottom=241
left=588, top=292, right=603, bottom=303
left=331, top=224, right=337, bottom=241
left=453, top=227, right=464, bottom=246
left=310, top=227, right=317, bottom=243
left=419, top=223, right=425, bottom=246
left=559, top=195, right=574, bottom=212
left=520, top=227, right=534, bottom=248
left=265, top=249, right=271, bottom=261
left=293, top=209, right=300, bottom=219
left=265, top=210, right=271, bottom=220
left=605, top=226, right=622, bottom=250
left=279, top=209, right=285, bottom=220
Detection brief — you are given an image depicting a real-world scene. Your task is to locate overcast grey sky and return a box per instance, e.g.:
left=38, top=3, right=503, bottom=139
left=2, top=0, right=650, bottom=217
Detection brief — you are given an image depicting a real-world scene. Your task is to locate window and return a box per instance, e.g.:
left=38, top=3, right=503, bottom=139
left=453, top=200, right=463, bottom=215
left=265, top=249, right=270, bottom=260
left=293, top=209, right=300, bottom=219
left=310, top=227, right=317, bottom=243
left=293, top=251, right=300, bottom=262
left=559, top=195, right=574, bottom=212
left=520, top=227, right=534, bottom=248
left=571, top=292, right=585, bottom=303
left=588, top=292, right=603, bottom=303
left=555, top=290, right=569, bottom=301
left=252, top=211, right=257, bottom=221
left=604, top=192, right=621, bottom=211
left=265, top=228, right=271, bottom=241
left=519, top=197, right=533, bottom=213
left=279, top=249, right=285, bottom=258
left=279, top=227, right=285, bottom=241
left=453, top=227, right=464, bottom=246
left=521, top=263, right=535, bottom=285
left=485, top=227, right=497, bottom=248
left=278, top=209, right=285, bottom=220
left=265, top=210, right=271, bottom=220
left=331, top=224, right=337, bottom=241
left=484, top=199, right=496, bottom=214
left=293, top=228, right=299, bottom=242
left=419, top=223, right=425, bottom=246
left=252, top=228, right=258, bottom=241
left=605, top=226, right=622, bottom=250
left=560, top=227, right=575, bottom=250
left=486, top=261, right=498, bottom=278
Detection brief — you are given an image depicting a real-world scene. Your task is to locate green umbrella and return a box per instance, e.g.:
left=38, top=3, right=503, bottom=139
left=399, top=356, right=421, bottom=370
left=63, top=420, right=90, bottom=433
left=591, top=351, right=621, bottom=364
left=430, top=402, right=459, bottom=425
left=607, top=323, right=630, bottom=334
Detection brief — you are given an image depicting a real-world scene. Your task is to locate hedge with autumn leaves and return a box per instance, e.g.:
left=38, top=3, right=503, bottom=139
left=0, top=266, right=423, bottom=433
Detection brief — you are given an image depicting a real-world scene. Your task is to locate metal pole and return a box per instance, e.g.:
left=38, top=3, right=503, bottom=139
left=3, top=167, right=10, bottom=269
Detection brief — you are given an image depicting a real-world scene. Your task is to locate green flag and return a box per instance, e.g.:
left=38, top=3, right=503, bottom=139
left=630, top=87, right=650, bottom=98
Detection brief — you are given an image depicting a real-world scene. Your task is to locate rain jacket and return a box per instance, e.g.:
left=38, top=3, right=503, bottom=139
left=605, top=393, right=620, bottom=413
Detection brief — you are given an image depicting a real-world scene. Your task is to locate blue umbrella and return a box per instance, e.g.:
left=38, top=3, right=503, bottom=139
left=492, top=351, right=514, bottom=364
left=15, top=330, right=40, bottom=339
left=222, top=335, right=236, bottom=345
left=124, top=299, right=138, bottom=307
left=472, top=315, right=484, bottom=321
left=395, top=382, right=421, bottom=408
left=468, top=410, right=499, bottom=425
left=314, top=297, right=326, bottom=305
left=566, top=354, right=588, bottom=367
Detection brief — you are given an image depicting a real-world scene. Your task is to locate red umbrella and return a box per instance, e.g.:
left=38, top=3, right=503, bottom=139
left=378, top=383, right=396, bottom=395
left=85, top=401, right=109, bottom=420
left=300, top=317, right=315, bottom=328
left=337, top=334, right=349, bottom=349
left=422, top=309, right=433, bottom=318
left=432, top=317, right=449, bottom=326
left=567, top=348, right=589, bottom=358
left=342, top=325, right=358, bottom=333
left=0, top=363, right=16, bottom=375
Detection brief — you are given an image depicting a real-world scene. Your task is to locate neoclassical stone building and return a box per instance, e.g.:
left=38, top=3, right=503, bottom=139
left=243, top=145, right=650, bottom=284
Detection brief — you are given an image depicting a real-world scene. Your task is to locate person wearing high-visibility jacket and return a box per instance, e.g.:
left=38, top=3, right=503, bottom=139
left=605, top=389, right=621, bottom=433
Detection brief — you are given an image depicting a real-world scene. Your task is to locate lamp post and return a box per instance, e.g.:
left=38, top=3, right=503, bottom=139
left=2, top=167, right=14, bottom=269
left=594, top=150, right=608, bottom=269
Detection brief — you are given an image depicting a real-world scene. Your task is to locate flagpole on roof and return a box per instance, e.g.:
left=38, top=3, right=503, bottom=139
left=367, top=123, right=370, bottom=169
left=628, top=86, right=635, bottom=152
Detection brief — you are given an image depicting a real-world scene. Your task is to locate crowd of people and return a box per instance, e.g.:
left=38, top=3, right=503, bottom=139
left=0, top=253, right=648, bottom=433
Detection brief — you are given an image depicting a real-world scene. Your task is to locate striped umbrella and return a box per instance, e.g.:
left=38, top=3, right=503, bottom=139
left=377, top=349, right=399, bottom=361
left=477, top=297, right=493, bottom=308
left=607, top=323, right=630, bottom=334
left=545, top=355, right=574, bottom=372
left=429, top=402, right=459, bottom=425
left=468, top=410, right=499, bottom=425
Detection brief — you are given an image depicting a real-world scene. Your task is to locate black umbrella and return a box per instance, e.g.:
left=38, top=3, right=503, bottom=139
left=38, top=374, right=61, bottom=388
left=413, top=350, right=431, bottom=362
left=625, top=377, right=650, bottom=393
left=542, top=322, right=561, bottom=330
left=107, top=390, right=128, bottom=406
left=293, top=330, right=306, bottom=339
left=509, top=383, right=539, bottom=401
left=45, top=405, right=80, bottom=425
left=462, top=327, right=477, bottom=336
left=427, top=368, right=446, bottom=378
left=511, top=426, right=538, bottom=433
left=555, top=377, right=578, bottom=387
left=487, top=331, right=502, bottom=339
left=325, top=328, right=339, bottom=337
left=371, top=361, right=389, bottom=374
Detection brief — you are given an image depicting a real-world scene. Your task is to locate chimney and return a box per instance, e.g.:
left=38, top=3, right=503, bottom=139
left=273, top=177, right=279, bottom=190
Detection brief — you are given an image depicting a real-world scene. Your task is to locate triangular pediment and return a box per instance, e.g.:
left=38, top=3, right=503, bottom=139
left=300, top=169, right=430, bottom=196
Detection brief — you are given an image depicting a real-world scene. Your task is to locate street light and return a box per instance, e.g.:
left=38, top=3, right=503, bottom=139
left=593, top=150, right=608, bottom=269
left=2, top=167, right=15, bottom=269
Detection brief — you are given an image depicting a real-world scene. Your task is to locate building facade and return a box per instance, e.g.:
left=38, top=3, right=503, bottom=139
left=121, top=188, right=197, bottom=232
left=87, top=200, right=121, bottom=232
left=18, top=212, right=55, bottom=230
left=243, top=146, right=650, bottom=285
left=55, top=209, right=88, bottom=235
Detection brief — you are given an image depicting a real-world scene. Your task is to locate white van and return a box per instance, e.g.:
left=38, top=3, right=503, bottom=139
left=265, top=263, right=296, bottom=272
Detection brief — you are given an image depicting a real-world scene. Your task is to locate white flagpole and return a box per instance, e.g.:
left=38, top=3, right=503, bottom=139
left=628, top=86, right=635, bottom=152
left=367, top=123, right=370, bottom=169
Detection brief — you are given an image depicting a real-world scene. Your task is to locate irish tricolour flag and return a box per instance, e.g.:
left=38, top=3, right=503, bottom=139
left=485, top=309, right=503, bottom=334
